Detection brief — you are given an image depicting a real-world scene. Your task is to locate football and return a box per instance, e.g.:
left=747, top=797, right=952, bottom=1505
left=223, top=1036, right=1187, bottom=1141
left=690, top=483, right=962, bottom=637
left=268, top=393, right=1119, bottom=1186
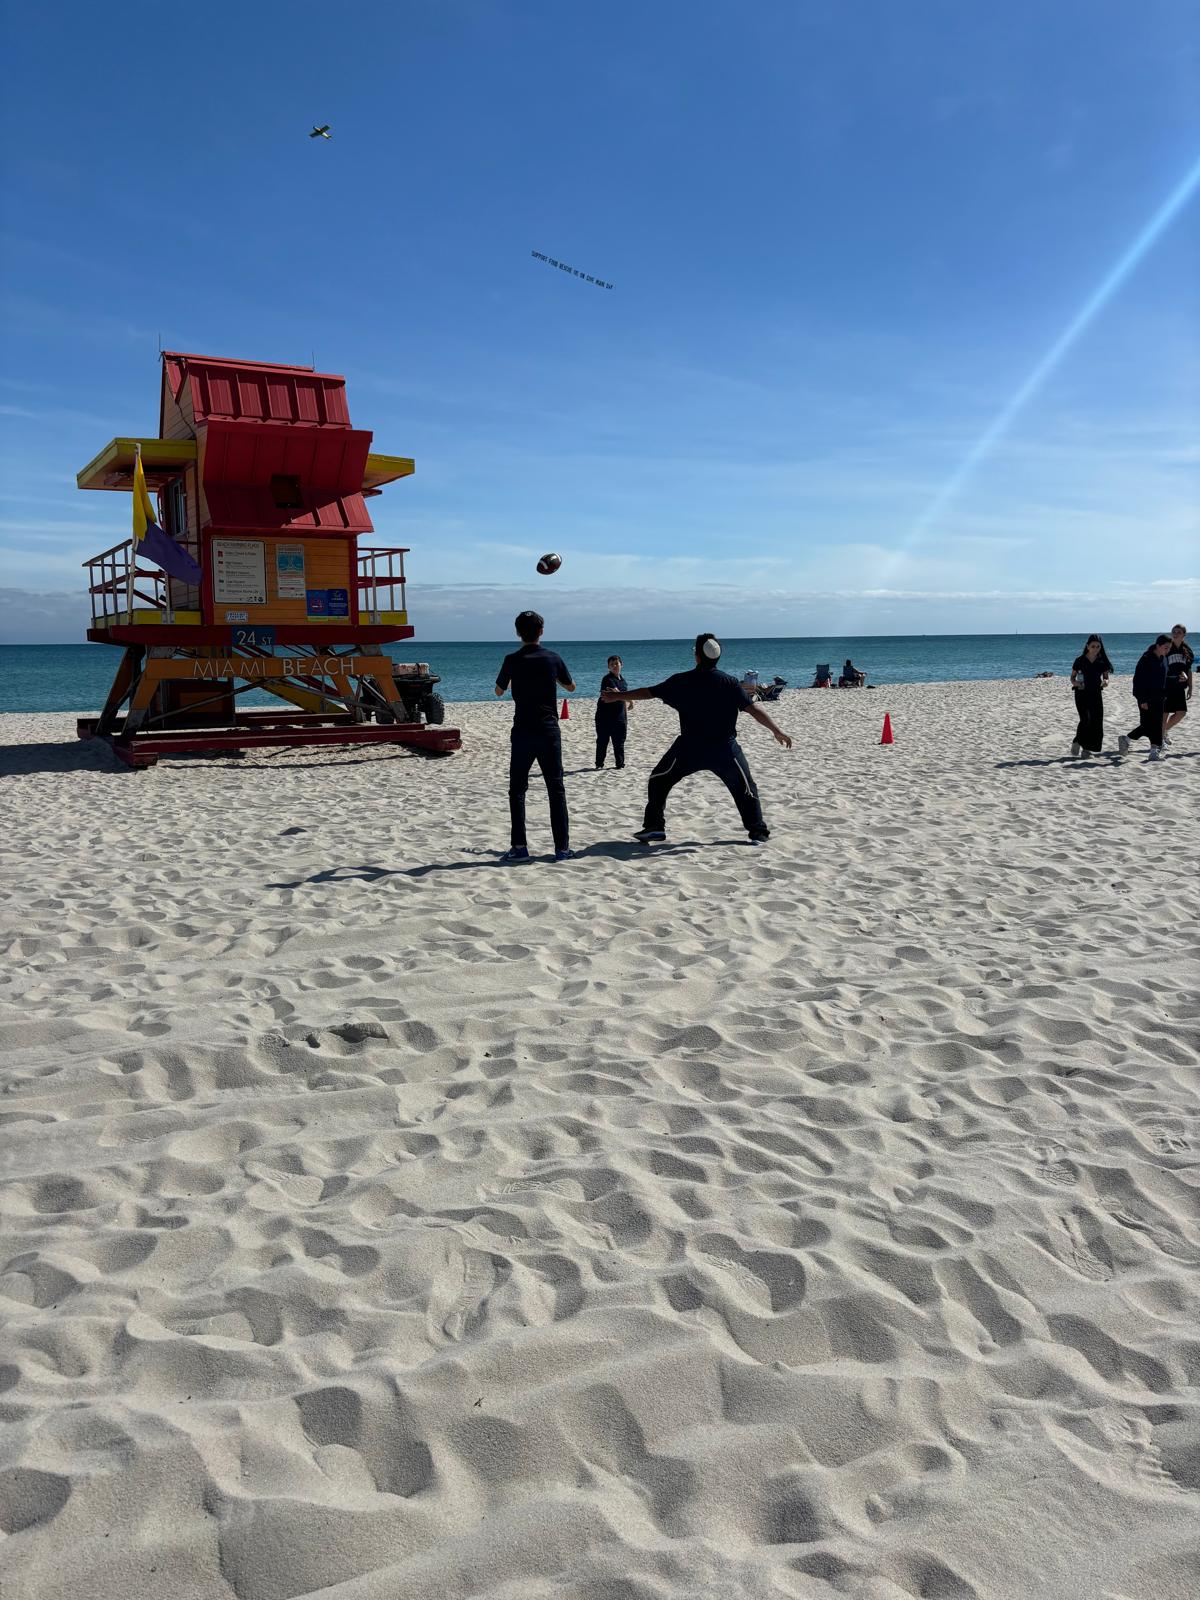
left=536, top=552, right=562, bottom=575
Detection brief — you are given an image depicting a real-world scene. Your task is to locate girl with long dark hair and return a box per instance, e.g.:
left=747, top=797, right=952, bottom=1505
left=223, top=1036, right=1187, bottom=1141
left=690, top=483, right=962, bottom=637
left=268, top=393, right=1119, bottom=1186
left=1070, top=634, right=1112, bottom=756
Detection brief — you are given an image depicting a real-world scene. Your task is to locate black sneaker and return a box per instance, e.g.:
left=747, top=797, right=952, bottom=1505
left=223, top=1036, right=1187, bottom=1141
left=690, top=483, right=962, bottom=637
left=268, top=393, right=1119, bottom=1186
left=633, top=828, right=666, bottom=843
left=500, top=846, right=530, bottom=862
left=748, top=828, right=770, bottom=844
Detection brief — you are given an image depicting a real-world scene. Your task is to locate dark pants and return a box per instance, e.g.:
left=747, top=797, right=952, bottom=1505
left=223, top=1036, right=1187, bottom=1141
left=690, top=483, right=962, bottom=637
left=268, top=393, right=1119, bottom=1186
left=1073, top=689, right=1103, bottom=752
left=1127, top=698, right=1165, bottom=748
left=509, top=725, right=569, bottom=850
left=595, top=718, right=626, bottom=768
left=644, top=737, right=766, bottom=836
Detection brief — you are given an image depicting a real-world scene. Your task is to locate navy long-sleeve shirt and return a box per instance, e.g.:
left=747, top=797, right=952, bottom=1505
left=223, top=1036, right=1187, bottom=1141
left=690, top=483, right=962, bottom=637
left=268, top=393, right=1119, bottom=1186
left=596, top=672, right=628, bottom=723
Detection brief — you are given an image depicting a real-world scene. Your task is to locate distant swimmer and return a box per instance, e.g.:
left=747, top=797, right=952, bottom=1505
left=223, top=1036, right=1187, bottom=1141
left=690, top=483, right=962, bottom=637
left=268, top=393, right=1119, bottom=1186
left=309, top=124, right=331, bottom=139
left=601, top=633, right=792, bottom=845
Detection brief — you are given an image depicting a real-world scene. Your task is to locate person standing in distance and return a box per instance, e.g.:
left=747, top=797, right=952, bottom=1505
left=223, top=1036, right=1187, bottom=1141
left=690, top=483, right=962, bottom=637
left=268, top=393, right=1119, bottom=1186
left=495, top=611, right=576, bottom=860
left=601, top=632, right=792, bottom=843
left=1162, top=624, right=1193, bottom=744
left=595, top=655, right=630, bottom=770
left=1069, top=634, right=1112, bottom=757
left=1118, top=634, right=1171, bottom=761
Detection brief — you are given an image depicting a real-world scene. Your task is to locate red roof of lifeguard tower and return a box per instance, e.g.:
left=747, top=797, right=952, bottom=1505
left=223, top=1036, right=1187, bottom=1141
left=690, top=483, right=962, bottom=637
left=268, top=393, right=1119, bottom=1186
left=160, top=352, right=375, bottom=538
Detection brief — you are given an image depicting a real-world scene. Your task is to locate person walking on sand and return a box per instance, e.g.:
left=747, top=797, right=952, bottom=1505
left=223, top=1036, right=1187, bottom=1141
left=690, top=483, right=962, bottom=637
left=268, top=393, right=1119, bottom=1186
left=1118, top=634, right=1171, bottom=761
left=595, top=654, right=630, bottom=770
left=1162, top=624, right=1193, bottom=745
left=1069, top=634, right=1112, bottom=757
left=601, top=633, right=792, bottom=844
left=495, top=611, right=576, bottom=860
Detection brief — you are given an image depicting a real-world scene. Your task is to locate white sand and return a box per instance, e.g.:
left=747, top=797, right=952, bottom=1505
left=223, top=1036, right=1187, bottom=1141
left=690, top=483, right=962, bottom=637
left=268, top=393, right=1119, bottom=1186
left=1, top=680, right=1198, bottom=1600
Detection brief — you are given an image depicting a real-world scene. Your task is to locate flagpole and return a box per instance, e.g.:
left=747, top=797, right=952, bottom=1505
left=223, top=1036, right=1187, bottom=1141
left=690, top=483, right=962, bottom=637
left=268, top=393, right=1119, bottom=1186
left=127, top=443, right=140, bottom=624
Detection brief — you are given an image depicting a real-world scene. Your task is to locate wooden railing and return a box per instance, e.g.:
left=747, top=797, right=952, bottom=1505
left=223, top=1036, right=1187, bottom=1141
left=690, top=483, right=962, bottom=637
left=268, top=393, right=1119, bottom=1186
left=357, top=545, right=408, bottom=620
left=84, top=540, right=168, bottom=626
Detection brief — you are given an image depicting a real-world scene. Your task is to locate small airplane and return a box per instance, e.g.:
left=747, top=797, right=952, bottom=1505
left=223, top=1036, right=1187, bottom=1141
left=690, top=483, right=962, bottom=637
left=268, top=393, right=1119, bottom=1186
left=309, top=124, right=331, bottom=139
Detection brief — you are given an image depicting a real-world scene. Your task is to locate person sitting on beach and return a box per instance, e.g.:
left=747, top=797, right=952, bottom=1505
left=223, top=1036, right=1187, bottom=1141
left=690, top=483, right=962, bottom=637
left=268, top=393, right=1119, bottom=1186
left=601, top=633, right=792, bottom=844
left=1118, top=635, right=1171, bottom=761
left=839, top=659, right=865, bottom=687
left=495, top=611, right=576, bottom=860
left=1162, top=624, right=1192, bottom=745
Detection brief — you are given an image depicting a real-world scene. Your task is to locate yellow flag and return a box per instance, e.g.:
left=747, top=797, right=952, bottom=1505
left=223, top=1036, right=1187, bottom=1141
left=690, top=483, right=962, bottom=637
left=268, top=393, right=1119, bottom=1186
left=132, top=449, right=157, bottom=544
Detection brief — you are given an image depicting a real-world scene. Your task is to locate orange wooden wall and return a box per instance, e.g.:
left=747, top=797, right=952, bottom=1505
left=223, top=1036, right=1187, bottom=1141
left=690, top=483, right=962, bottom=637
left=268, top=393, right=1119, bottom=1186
left=208, top=534, right=354, bottom=624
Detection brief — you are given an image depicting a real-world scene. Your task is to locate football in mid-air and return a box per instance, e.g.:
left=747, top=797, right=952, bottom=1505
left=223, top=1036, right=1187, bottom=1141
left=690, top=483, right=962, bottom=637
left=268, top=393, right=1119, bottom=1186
left=536, top=552, right=562, bottom=575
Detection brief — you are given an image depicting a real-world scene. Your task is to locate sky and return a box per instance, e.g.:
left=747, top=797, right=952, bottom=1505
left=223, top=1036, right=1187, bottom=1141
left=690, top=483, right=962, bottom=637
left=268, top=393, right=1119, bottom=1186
left=1, top=0, right=1198, bottom=642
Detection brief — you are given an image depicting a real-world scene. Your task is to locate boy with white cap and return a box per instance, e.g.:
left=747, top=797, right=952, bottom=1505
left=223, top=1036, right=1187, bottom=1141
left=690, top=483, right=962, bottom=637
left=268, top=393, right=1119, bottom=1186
left=601, top=633, right=792, bottom=843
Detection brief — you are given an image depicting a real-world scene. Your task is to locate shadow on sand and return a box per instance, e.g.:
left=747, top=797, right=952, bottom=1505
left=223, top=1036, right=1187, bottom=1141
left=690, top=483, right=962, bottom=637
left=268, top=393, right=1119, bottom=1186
left=995, top=750, right=1198, bottom=770
left=261, top=836, right=770, bottom=890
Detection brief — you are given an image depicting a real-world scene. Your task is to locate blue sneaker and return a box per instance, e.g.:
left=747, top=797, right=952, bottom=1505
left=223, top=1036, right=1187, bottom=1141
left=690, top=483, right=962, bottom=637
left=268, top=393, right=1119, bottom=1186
left=553, top=847, right=576, bottom=862
left=500, top=846, right=530, bottom=862
left=633, top=828, right=666, bottom=843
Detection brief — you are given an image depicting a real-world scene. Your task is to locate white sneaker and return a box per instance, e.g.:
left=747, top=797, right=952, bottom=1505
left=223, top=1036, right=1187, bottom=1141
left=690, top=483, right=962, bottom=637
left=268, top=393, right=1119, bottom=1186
left=1070, top=742, right=1081, bottom=758
left=1117, top=735, right=1130, bottom=754
left=1149, top=746, right=1162, bottom=762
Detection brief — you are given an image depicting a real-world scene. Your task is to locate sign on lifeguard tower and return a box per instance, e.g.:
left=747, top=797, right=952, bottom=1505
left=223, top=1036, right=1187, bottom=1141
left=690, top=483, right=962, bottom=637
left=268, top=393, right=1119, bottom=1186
left=75, top=351, right=461, bottom=766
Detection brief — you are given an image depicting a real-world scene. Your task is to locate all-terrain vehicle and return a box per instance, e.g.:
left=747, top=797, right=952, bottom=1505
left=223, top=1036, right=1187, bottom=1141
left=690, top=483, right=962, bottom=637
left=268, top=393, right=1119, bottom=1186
left=376, top=663, right=446, bottom=725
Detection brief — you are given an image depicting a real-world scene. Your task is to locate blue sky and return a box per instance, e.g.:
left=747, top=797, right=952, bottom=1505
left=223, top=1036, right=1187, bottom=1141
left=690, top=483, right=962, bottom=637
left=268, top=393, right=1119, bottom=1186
left=1, top=0, right=1197, bottom=642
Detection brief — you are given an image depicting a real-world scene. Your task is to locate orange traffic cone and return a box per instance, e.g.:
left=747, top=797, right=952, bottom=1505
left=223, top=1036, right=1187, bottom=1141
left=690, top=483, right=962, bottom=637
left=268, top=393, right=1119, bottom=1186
left=560, top=697, right=570, bottom=720
left=880, top=713, right=894, bottom=745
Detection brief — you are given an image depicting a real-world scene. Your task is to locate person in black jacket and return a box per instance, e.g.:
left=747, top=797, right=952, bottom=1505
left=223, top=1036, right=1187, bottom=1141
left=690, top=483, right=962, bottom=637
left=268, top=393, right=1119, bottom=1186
left=595, top=655, right=629, bottom=769
left=1069, top=634, right=1112, bottom=756
left=1118, top=635, right=1171, bottom=761
left=602, top=633, right=792, bottom=843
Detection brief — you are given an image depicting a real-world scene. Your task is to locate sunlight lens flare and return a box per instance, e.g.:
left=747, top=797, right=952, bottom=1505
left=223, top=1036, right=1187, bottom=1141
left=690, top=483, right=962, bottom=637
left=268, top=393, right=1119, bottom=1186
left=911, top=151, right=1200, bottom=541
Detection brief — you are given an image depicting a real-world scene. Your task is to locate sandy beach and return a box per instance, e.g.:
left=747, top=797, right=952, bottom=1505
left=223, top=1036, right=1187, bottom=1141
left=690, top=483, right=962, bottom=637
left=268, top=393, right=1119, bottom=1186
left=1, top=678, right=1198, bottom=1600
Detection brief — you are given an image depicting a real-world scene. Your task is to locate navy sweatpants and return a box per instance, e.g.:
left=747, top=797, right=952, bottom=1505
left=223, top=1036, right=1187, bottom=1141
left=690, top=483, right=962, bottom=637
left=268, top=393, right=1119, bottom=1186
left=595, top=716, right=626, bottom=768
left=1127, top=698, right=1165, bottom=749
left=643, top=737, right=766, bottom=836
left=509, top=725, right=569, bottom=850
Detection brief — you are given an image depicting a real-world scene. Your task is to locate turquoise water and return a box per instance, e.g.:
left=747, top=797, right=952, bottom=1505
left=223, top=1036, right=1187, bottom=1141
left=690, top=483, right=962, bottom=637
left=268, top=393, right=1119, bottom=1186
left=0, top=635, right=1151, bottom=714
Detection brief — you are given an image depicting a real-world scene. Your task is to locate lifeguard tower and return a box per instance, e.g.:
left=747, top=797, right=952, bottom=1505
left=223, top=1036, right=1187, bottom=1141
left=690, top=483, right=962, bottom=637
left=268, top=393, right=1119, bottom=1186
left=76, top=350, right=461, bottom=766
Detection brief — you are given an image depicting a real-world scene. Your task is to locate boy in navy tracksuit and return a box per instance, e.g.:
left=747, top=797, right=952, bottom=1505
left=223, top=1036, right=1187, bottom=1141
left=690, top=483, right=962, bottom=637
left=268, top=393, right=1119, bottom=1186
left=595, top=655, right=629, bottom=769
left=1119, top=635, right=1171, bottom=760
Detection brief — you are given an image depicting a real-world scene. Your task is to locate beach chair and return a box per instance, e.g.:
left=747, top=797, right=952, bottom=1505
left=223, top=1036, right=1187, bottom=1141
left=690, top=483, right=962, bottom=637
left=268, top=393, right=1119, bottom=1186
left=812, top=664, right=832, bottom=688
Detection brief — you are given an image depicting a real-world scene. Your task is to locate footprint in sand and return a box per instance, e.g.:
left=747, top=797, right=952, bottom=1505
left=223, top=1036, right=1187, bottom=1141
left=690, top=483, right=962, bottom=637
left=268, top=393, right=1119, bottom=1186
left=1056, top=1211, right=1113, bottom=1282
left=1031, top=1141, right=1077, bottom=1189
left=1102, top=1413, right=1191, bottom=1497
left=1049, top=1412, right=1190, bottom=1500
left=426, top=1247, right=500, bottom=1343
left=1102, top=1204, right=1198, bottom=1265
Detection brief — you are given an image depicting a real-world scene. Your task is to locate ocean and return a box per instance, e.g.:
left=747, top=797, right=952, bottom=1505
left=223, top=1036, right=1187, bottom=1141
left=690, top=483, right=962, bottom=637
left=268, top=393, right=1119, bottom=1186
left=0, top=634, right=1152, bottom=714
